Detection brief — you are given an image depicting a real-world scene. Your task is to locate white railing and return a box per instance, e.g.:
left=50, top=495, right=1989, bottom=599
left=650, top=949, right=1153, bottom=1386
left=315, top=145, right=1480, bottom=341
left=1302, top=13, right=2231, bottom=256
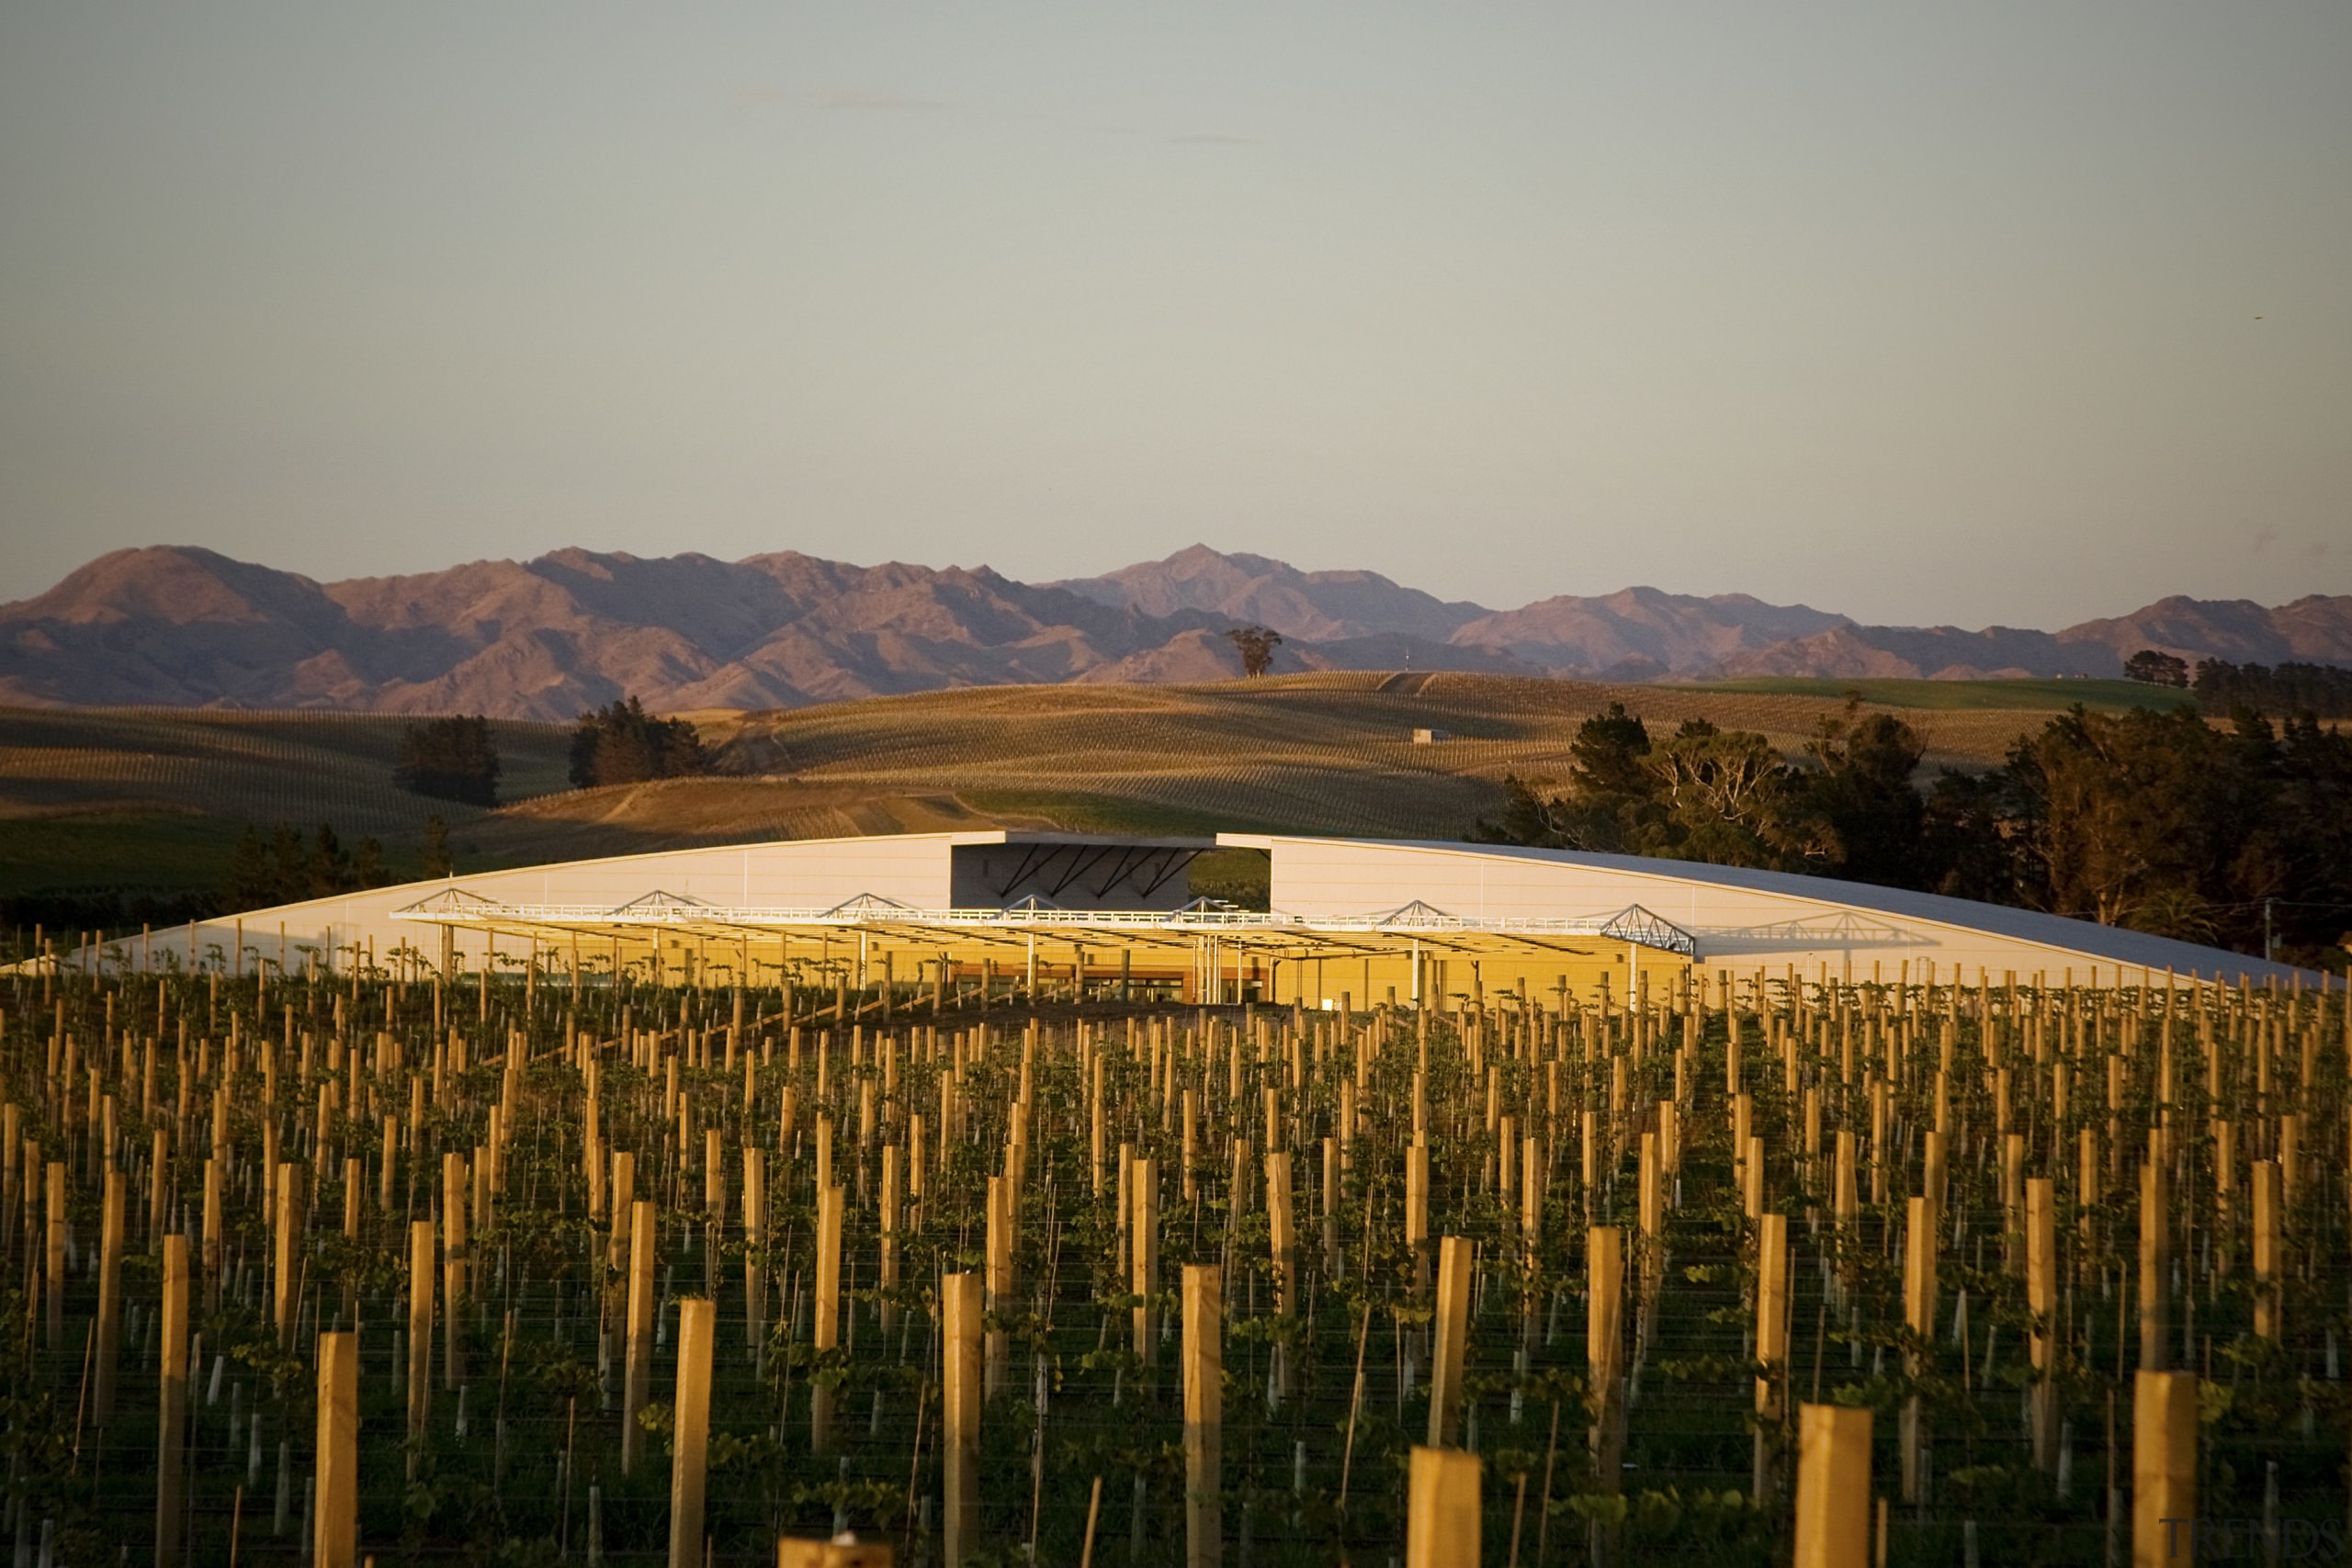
left=391, top=896, right=1699, bottom=955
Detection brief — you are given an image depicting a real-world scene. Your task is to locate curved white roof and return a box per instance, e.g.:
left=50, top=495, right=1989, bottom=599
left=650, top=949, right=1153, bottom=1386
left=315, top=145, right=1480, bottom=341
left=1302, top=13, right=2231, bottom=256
left=38, top=828, right=2317, bottom=987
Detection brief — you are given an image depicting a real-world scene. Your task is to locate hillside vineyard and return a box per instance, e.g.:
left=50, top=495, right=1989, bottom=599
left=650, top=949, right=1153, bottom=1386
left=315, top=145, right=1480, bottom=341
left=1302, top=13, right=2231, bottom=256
left=4, top=953, right=2347, bottom=1562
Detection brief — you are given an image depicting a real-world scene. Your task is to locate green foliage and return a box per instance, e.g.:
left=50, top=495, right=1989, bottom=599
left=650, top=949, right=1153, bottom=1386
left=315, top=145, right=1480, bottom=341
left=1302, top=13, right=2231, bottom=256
left=1473, top=700, right=1915, bottom=883
left=1477, top=694, right=2352, bottom=967
left=223, top=819, right=393, bottom=909
left=396, top=715, right=502, bottom=805
left=567, top=695, right=711, bottom=788
left=1224, top=625, right=1283, bottom=677
left=2125, top=649, right=2191, bottom=688
left=2193, top=658, right=2352, bottom=718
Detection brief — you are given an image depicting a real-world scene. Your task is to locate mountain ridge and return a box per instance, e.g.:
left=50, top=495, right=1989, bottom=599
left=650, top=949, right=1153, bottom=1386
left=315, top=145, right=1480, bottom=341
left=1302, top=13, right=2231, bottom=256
left=3, top=543, right=2345, bottom=718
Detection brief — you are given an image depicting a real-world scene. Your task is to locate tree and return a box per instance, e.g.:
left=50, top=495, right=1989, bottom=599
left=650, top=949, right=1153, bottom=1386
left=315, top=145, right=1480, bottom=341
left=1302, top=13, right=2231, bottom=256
left=221, top=822, right=395, bottom=908
left=1477, top=695, right=2352, bottom=970
left=1475, top=705, right=1815, bottom=870
left=569, top=697, right=711, bottom=788
left=421, top=815, right=453, bottom=878
left=1645, top=719, right=1806, bottom=868
left=2123, top=649, right=2189, bottom=688
left=1224, top=626, right=1283, bottom=677
left=1801, top=701, right=1929, bottom=887
left=395, top=716, right=501, bottom=805
left=1568, top=704, right=1654, bottom=799
left=2192, top=659, right=2352, bottom=718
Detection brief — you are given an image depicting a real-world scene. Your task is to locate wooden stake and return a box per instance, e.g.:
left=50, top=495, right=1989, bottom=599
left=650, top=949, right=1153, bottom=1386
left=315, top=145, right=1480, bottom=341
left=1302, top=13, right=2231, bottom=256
left=623, top=1199, right=655, bottom=1475
left=156, top=1234, right=188, bottom=1567
left=743, top=1146, right=766, bottom=1351
left=1406, top=1446, right=1480, bottom=1568
left=2133, top=1371, right=2197, bottom=1568
left=669, top=1298, right=714, bottom=1568
left=1792, top=1404, right=1871, bottom=1568
left=45, top=1160, right=64, bottom=1350
left=2027, top=1178, right=2058, bottom=1471
left=1133, top=1157, right=1159, bottom=1367
left=985, top=1175, right=1012, bottom=1398
left=316, top=1331, right=358, bottom=1568
left=943, top=1271, right=982, bottom=1568
left=1900, top=1195, right=1934, bottom=1503
left=407, top=1220, right=435, bottom=1439
left=1587, top=1226, right=1624, bottom=1497
left=95, top=1167, right=123, bottom=1420
left=1183, top=1264, right=1222, bottom=1568
left=813, top=1183, right=842, bottom=1452
left=2253, top=1158, right=2280, bottom=1342
left=1428, top=1235, right=1471, bottom=1449
left=2139, top=1148, right=2168, bottom=1371
left=276, top=1161, right=301, bottom=1350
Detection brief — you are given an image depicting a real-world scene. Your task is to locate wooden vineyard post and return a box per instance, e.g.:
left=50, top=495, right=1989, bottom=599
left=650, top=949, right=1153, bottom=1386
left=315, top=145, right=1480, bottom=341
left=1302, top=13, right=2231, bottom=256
left=813, top=1183, right=842, bottom=1452
left=1406, top=1141, right=1430, bottom=1291
left=407, top=1219, right=435, bottom=1441
left=986, top=1175, right=1012, bottom=1398
left=157, top=1234, right=188, bottom=1567
left=623, top=1199, right=656, bottom=1475
left=1588, top=1223, right=1626, bottom=1565
left=1792, top=1404, right=1871, bottom=1568
left=1428, top=1235, right=1470, bottom=1449
left=670, top=1298, right=714, bottom=1568
left=2253, top=1158, right=2281, bottom=1341
left=316, top=1330, right=358, bottom=1568
left=943, top=1271, right=982, bottom=1568
left=744, top=1146, right=767, bottom=1359
left=1405, top=1446, right=1481, bottom=1568
left=1267, top=1151, right=1295, bottom=1401
left=2134, top=1371, right=2197, bottom=1568
left=441, top=1153, right=465, bottom=1385
left=276, top=1161, right=301, bottom=1349
left=879, top=1144, right=901, bottom=1337
left=202, top=1156, right=222, bottom=1314
left=1329, top=1135, right=1347, bottom=1277
left=1183, top=1264, right=1223, bottom=1568
left=45, top=1160, right=63, bottom=1350
left=95, top=1166, right=124, bottom=1419
left=1754, top=1212, right=1790, bottom=1499
left=2027, top=1178, right=2059, bottom=1471
left=2140, top=1146, right=2169, bottom=1371
left=1901, top=1195, right=1935, bottom=1503
left=1132, top=1157, right=1159, bottom=1367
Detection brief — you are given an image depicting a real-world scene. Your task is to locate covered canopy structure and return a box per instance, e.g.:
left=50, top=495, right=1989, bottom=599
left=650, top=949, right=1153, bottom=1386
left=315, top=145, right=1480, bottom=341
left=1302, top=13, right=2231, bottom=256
left=41, top=828, right=2315, bottom=1001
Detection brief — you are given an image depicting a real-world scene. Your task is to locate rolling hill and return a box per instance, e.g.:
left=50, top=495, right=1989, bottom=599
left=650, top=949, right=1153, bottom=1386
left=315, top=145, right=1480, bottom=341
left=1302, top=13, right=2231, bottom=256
left=0, top=543, right=2345, bottom=718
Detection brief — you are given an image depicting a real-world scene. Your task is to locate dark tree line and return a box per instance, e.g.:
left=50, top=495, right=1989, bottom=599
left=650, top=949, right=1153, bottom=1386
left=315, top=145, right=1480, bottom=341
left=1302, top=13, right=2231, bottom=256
left=1476, top=698, right=2352, bottom=969
left=223, top=822, right=396, bottom=909
left=394, top=716, right=500, bottom=805
left=2192, top=659, right=2352, bottom=720
left=569, top=697, right=712, bottom=788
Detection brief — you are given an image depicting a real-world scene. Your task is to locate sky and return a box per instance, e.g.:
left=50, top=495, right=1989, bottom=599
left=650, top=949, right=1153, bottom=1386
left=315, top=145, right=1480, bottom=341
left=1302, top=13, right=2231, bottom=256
left=1, top=3, right=2346, bottom=627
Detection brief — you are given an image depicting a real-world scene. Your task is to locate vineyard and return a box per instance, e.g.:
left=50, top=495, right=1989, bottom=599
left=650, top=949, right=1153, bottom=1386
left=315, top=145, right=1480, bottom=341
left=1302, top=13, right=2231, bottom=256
left=1, top=675, right=2093, bottom=907
left=1, top=946, right=2345, bottom=1562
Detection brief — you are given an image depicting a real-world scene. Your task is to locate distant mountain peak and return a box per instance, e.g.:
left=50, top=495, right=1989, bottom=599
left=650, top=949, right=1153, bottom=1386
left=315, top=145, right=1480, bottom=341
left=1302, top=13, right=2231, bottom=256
left=0, top=543, right=2344, bottom=716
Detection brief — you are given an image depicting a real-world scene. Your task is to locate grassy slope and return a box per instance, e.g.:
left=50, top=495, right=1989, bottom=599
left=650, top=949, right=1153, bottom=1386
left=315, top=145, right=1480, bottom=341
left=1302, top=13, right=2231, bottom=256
left=0, top=672, right=2094, bottom=898
left=1680, top=674, right=2199, bottom=711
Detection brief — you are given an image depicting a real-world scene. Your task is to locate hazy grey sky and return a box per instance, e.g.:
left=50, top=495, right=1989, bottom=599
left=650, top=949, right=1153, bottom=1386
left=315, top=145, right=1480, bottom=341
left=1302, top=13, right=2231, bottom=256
left=3, top=3, right=2346, bottom=626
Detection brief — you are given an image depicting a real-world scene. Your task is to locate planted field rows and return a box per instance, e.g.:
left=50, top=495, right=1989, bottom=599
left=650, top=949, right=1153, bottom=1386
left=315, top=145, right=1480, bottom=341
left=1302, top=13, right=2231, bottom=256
left=3, top=953, right=2344, bottom=1562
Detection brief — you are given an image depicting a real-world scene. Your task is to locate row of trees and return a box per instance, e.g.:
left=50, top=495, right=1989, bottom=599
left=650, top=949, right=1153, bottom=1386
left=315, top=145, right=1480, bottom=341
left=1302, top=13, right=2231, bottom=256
left=2191, top=659, right=2352, bottom=719
left=394, top=716, right=500, bottom=805
left=222, top=822, right=403, bottom=909
left=396, top=696, right=720, bottom=807
left=568, top=696, right=710, bottom=788
left=1476, top=698, right=2352, bottom=968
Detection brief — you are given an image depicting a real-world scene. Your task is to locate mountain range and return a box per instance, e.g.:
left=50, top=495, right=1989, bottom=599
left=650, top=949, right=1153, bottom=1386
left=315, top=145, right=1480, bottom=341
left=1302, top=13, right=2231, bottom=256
left=2, top=542, right=2346, bottom=720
